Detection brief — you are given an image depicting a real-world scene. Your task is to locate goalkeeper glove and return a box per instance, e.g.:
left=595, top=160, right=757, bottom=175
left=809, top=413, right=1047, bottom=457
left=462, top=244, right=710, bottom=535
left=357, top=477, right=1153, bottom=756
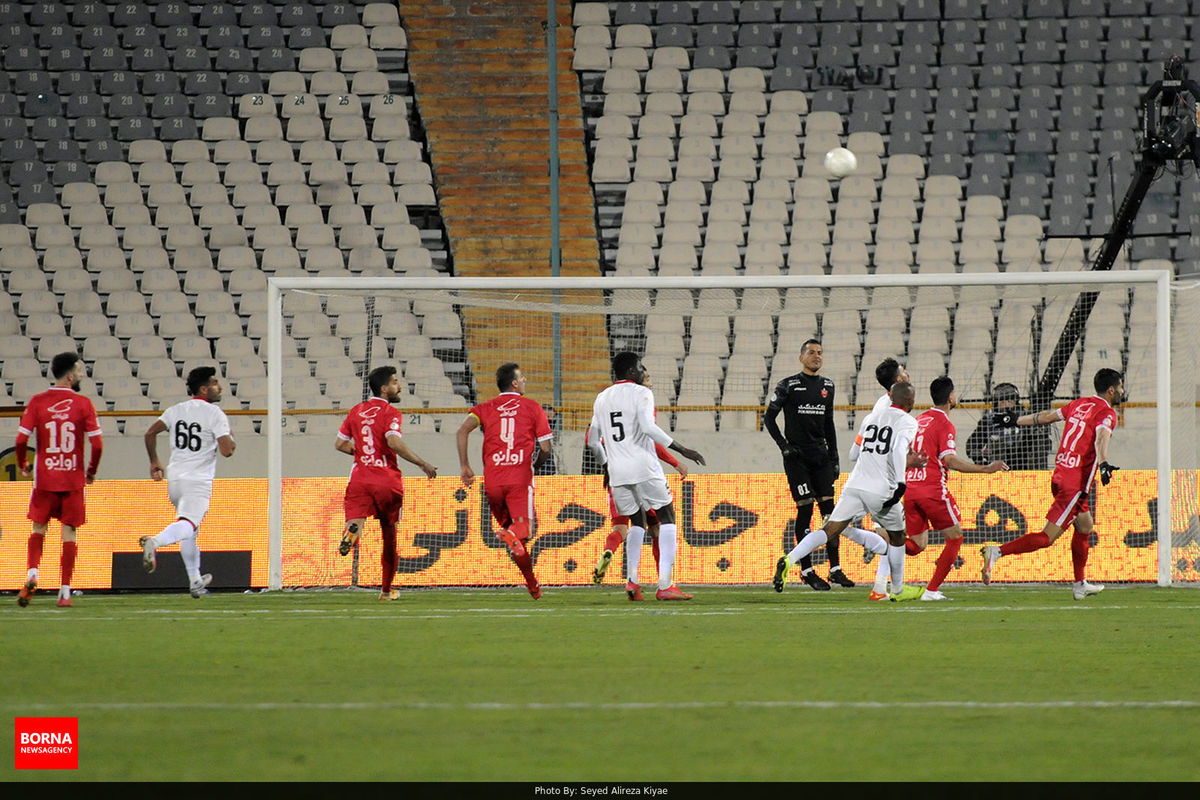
left=1098, top=461, right=1119, bottom=486
left=779, top=443, right=797, bottom=459
left=880, top=483, right=905, bottom=513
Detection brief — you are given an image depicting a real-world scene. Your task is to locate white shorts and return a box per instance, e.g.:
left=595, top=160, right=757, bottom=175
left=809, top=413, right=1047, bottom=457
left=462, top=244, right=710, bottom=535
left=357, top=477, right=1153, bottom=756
left=168, top=478, right=213, bottom=527
left=829, top=486, right=905, bottom=533
left=610, top=477, right=673, bottom=517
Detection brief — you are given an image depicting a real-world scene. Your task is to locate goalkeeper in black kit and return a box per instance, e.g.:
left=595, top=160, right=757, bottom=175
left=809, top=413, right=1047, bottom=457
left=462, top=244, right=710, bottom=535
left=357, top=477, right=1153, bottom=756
left=763, top=339, right=853, bottom=589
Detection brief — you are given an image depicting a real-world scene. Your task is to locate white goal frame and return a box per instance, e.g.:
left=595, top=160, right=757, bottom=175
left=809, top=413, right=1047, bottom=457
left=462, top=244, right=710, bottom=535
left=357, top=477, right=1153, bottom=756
left=265, top=271, right=1174, bottom=589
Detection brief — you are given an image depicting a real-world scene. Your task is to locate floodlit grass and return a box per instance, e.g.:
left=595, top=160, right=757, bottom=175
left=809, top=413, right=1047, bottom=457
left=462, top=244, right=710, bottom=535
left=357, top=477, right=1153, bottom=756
left=2, top=584, right=1198, bottom=782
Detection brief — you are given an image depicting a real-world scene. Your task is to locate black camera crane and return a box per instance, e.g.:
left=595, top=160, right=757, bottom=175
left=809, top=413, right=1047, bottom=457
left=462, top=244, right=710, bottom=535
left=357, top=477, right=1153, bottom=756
left=1030, top=57, right=1200, bottom=412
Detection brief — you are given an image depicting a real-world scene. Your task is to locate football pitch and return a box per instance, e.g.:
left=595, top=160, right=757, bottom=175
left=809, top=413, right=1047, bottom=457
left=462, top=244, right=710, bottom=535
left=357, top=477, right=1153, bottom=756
left=2, top=584, right=1198, bottom=783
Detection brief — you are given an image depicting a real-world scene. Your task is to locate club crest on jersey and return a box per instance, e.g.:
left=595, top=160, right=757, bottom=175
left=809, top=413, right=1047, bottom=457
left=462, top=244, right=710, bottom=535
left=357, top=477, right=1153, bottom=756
left=821, top=388, right=828, bottom=398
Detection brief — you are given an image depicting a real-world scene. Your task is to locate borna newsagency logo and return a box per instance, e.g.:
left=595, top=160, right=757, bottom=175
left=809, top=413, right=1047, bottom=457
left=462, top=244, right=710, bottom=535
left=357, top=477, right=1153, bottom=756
left=14, top=717, right=78, bottom=770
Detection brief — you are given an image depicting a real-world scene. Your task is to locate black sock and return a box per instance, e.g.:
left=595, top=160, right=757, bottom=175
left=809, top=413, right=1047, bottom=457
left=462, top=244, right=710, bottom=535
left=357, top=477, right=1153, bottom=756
left=817, top=499, right=838, bottom=569
left=795, top=502, right=815, bottom=571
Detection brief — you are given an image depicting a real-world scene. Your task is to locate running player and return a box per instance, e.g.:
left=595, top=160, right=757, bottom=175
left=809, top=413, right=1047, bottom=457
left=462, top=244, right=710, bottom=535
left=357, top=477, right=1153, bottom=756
left=141, top=367, right=236, bottom=597
left=457, top=362, right=552, bottom=599
left=774, top=381, right=923, bottom=602
left=901, top=376, right=1007, bottom=601
left=336, top=365, right=438, bottom=601
left=587, top=352, right=705, bottom=601
left=14, top=352, right=103, bottom=608
left=981, top=368, right=1124, bottom=600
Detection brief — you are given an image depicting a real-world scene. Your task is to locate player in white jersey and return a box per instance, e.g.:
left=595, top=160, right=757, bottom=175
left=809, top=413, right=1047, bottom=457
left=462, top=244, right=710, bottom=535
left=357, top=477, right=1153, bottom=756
left=587, top=352, right=705, bottom=601
left=140, top=367, right=236, bottom=597
left=773, top=381, right=925, bottom=601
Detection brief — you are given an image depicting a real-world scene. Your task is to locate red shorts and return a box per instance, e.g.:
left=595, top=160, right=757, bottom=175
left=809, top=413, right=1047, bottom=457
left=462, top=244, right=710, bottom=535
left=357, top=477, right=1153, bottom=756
left=904, top=491, right=961, bottom=537
left=486, top=482, right=534, bottom=534
left=1046, top=479, right=1090, bottom=528
left=607, top=490, right=658, bottom=527
left=28, top=487, right=87, bottom=528
left=344, top=480, right=404, bottom=526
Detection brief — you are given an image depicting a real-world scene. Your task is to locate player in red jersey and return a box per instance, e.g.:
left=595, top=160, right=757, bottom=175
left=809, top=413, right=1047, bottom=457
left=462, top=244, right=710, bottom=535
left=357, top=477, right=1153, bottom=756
left=457, top=362, right=552, bottom=599
left=900, top=376, right=1007, bottom=601
left=981, top=368, right=1124, bottom=600
left=335, top=365, right=438, bottom=601
left=14, top=352, right=103, bottom=608
left=588, top=367, right=686, bottom=590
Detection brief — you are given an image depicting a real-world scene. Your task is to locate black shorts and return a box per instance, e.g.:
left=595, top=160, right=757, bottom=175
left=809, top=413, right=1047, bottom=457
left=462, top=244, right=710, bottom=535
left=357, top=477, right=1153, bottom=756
left=783, top=450, right=837, bottom=505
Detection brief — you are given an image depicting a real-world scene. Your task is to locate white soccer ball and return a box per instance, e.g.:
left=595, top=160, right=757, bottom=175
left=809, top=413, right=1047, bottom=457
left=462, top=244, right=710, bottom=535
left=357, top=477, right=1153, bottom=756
left=824, top=147, right=858, bottom=178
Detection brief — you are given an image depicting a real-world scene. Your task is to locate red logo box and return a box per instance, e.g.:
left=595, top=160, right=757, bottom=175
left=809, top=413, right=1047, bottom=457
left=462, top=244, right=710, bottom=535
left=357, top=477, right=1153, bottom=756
left=14, top=717, right=78, bottom=770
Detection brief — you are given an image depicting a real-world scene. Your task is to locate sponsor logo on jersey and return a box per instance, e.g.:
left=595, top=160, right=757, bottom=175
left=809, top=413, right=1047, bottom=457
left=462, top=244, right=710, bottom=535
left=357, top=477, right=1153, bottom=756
left=497, top=397, right=522, bottom=416
left=47, top=399, right=74, bottom=414
left=359, top=404, right=382, bottom=420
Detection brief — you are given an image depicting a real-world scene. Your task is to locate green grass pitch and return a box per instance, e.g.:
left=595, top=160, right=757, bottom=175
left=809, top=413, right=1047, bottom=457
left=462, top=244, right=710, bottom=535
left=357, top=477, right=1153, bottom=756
left=2, top=584, right=1198, bottom=782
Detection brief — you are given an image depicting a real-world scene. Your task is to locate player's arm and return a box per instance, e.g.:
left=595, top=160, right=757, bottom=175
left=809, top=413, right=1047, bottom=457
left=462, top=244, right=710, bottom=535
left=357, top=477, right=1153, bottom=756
left=585, top=418, right=607, bottom=465
left=824, top=398, right=839, bottom=473
left=655, top=441, right=686, bottom=476
left=387, top=432, right=437, bottom=479
left=944, top=452, right=1008, bottom=474
left=217, top=435, right=236, bottom=458
left=84, top=403, right=103, bottom=484
left=1096, top=425, right=1120, bottom=484
left=532, top=439, right=552, bottom=470
left=456, top=413, right=480, bottom=485
left=762, top=393, right=791, bottom=455
left=334, top=434, right=355, bottom=456
left=145, top=418, right=168, bottom=480
left=1016, top=408, right=1062, bottom=426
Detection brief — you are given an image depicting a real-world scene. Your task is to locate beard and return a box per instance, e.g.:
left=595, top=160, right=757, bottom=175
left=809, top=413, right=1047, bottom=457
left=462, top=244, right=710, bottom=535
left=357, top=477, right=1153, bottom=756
left=71, top=380, right=81, bottom=391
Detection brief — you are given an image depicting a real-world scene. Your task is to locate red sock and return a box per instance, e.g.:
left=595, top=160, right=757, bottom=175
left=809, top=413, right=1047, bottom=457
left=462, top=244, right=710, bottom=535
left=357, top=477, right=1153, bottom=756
left=1071, top=532, right=1090, bottom=582
left=507, top=522, right=538, bottom=589
left=60, top=542, right=77, bottom=586
left=27, top=533, right=45, bottom=570
left=651, top=536, right=660, bottom=570
left=905, top=538, right=921, bottom=556
left=927, top=538, right=962, bottom=591
left=380, top=522, right=397, bottom=593
left=604, top=529, right=623, bottom=553
left=999, top=532, right=1052, bottom=556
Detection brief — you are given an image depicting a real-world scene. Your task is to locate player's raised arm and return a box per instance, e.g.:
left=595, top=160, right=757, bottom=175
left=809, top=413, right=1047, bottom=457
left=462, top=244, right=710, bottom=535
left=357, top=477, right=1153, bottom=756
left=456, top=413, right=480, bottom=486
left=944, top=453, right=1008, bottom=473
left=1016, top=408, right=1062, bottom=427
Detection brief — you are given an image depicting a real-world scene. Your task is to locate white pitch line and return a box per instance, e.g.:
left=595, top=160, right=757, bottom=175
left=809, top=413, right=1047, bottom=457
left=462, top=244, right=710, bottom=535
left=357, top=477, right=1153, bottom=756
left=2, top=699, right=1196, bottom=713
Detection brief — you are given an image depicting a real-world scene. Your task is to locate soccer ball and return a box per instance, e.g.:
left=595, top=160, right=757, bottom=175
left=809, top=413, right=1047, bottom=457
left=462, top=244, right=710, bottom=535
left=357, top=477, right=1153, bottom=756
left=823, top=147, right=858, bottom=178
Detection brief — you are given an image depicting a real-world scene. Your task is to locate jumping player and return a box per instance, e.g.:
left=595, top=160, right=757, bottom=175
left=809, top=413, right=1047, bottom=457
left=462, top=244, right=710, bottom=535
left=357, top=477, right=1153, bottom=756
left=141, top=367, right=236, bottom=597
left=457, top=362, right=553, bottom=599
left=981, top=368, right=1124, bottom=600
left=14, top=352, right=103, bottom=608
left=587, top=353, right=705, bottom=601
left=336, top=365, right=438, bottom=600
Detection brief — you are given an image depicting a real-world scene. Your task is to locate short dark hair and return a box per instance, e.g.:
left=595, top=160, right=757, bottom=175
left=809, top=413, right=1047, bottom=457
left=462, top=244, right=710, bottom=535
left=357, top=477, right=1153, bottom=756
left=875, top=357, right=901, bottom=389
left=930, top=376, right=954, bottom=406
left=890, top=380, right=916, bottom=408
left=186, top=366, right=218, bottom=395
left=611, top=351, right=641, bottom=380
left=1094, top=368, right=1123, bottom=395
left=368, top=365, right=397, bottom=397
left=50, top=352, right=80, bottom=379
left=991, top=382, right=1020, bottom=404
left=801, top=338, right=822, bottom=353
left=496, top=362, right=520, bottom=391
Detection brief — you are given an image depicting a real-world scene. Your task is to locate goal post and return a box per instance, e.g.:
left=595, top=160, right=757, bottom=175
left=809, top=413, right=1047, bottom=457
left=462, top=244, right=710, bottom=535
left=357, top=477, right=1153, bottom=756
left=266, top=271, right=1183, bottom=590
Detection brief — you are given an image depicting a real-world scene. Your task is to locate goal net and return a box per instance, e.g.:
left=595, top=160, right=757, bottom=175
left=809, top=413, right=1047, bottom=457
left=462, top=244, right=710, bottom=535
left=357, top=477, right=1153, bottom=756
left=265, top=272, right=1196, bottom=591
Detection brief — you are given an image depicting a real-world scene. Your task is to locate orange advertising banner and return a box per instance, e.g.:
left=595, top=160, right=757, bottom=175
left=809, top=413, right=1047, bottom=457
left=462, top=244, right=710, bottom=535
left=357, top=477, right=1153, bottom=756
left=2, top=472, right=1198, bottom=590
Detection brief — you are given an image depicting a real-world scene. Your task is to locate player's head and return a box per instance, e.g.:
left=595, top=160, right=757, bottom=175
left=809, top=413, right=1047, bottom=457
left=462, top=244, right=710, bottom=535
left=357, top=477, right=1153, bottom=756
left=496, top=362, right=526, bottom=394
left=186, top=366, right=222, bottom=402
left=991, top=382, right=1020, bottom=410
left=611, top=351, right=644, bottom=384
left=875, top=357, right=908, bottom=390
left=1093, top=368, right=1125, bottom=405
left=890, top=380, right=916, bottom=412
left=799, top=339, right=823, bottom=373
left=369, top=365, right=402, bottom=402
left=930, top=376, right=955, bottom=407
left=50, top=352, right=84, bottom=391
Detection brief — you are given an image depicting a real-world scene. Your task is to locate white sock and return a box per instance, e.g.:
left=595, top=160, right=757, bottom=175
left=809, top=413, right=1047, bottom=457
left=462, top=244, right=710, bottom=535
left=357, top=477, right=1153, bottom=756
left=58, top=585, right=70, bottom=598
left=180, top=534, right=202, bottom=582
left=872, top=553, right=891, bottom=594
left=657, top=523, right=677, bottom=590
left=887, top=543, right=906, bottom=592
left=27, top=567, right=38, bottom=582
left=787, top=529, right=827, bottom=565
left=626, top=525, right=645, bottom=585
left=153, top=519, right=194, bottom=548
left=841, top=526, right=888, bottom=556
